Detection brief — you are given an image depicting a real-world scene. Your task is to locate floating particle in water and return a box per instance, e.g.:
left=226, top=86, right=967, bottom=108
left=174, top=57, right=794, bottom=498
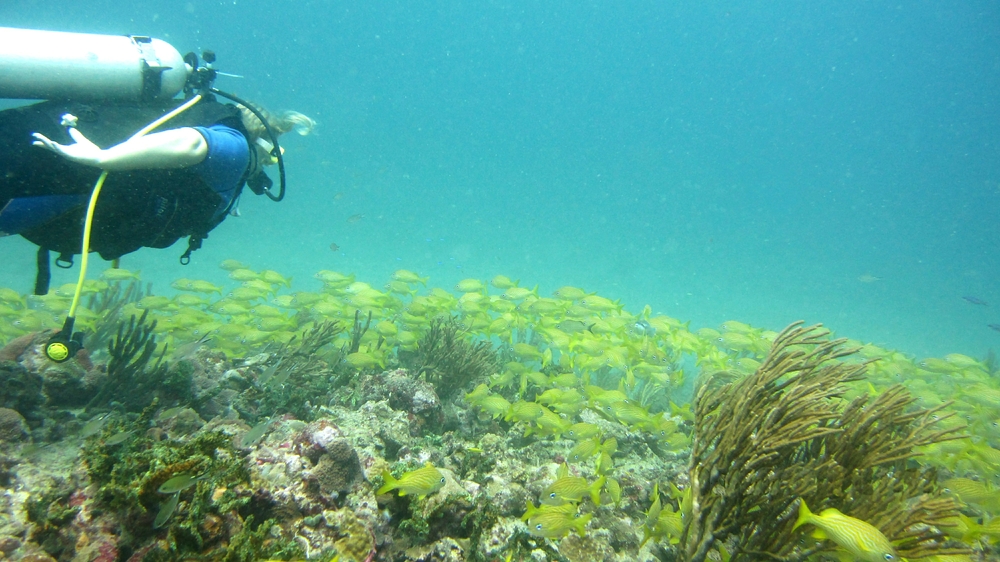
left=347, top=214, right=365, bottom=224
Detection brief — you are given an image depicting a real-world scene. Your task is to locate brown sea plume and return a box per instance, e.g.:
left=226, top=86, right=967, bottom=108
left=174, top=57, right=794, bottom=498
left=680, top=322, right=968, bottom=562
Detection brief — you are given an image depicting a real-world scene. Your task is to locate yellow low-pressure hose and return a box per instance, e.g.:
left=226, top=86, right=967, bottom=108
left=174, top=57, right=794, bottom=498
left=65, top=94, right=203, bottom=319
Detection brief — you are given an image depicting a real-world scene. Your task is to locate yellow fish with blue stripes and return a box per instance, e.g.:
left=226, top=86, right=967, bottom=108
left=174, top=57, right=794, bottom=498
left=793, top=499, right=897, bottom=562
left=377, top=462, right=445, bottom=498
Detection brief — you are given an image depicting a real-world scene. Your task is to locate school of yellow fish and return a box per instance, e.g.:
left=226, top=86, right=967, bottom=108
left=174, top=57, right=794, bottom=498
left=2, top=261, right=1000, bottom=557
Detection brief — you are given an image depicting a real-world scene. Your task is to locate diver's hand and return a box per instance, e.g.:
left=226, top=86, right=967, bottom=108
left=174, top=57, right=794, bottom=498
left=32, top=128, right=107, bottom=168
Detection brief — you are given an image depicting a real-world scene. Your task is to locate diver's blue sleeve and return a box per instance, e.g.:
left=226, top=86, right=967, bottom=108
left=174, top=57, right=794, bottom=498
left=191, top=125, right=250, bottom=195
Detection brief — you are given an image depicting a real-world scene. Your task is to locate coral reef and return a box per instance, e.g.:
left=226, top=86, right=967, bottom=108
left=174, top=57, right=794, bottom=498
left=0, top=268, right=995, bottom=561
left=681, top=322, right=967, bottom=562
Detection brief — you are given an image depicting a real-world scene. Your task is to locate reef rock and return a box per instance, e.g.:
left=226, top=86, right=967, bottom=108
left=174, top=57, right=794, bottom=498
left=357, top=369, right=443, bottom=435
left=0, top=361, right=44, bottom=427
left=405, top=536, right=466, bottom=561
left=0, top=333, right=36, bottom=362
left=0, top=408, right=28, bottom=444
left=309, top=440, right=364, bottom=496
left=39, top=364, right=94, bottom=408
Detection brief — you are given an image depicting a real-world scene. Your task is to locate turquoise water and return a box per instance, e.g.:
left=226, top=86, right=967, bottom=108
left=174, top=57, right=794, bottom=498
left=2, top=1, right=998, bottom=359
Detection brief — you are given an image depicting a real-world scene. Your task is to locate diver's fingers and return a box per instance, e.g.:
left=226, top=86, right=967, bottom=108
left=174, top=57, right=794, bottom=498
left=67, top=127, right=98, bottom=148
left=31, top=132, right=59, bottom=150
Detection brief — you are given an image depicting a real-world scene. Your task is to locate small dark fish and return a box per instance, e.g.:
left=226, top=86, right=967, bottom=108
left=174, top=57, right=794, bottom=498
left=158, top=473, right=208, bottom=494
left=104, top=430, right=134, bottom=446
left=157, top=406, right=188, bottom=422
left=347, top=214, right=365, bottom=224
left=271, top=366, right=292, bottom=387
left=20, top=442, right=53, bottom=457
left=80, top=413, right=111, bottom=438
left=258, top=359, right=282, bottom=386
left=329, top=242, right=340, bottom=252
left=153, top=492, right=180, bottom=528
left=988, top=324, right=1000, bottom=333
left=629, top=319, right=655, bottom=337
left=239, top=417, right=274, bottom=448
left=963, top=296, right=989, bottom=306
left=170, top=335, right=210, bottom=362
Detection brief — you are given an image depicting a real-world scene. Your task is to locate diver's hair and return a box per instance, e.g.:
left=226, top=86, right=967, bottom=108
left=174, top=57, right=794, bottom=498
left=238, top=104, right=315, bottom=141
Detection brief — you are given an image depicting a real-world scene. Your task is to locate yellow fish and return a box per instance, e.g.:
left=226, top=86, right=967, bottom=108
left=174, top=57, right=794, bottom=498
left=579, top=294, right=621, bottom=312
left=173, top=293, right=208, bottom=307
left=501, top=286, right=536, bottom=301
left=314, top=270, right=355, bottom=287
left=0, top=287, right=24, bottom=304
left=464, top=383, right=491, bottom=403
left=228, top=287, right=268, bottom=301
left=391, top=269, right=429, bottom=285
left=219, top=259, right=248, bottom=271
left=474, top=395, right=512, bottom=419
left=505, top=401, right=545, bottom=423
left=552, top=286, right=588, bottom=301
left=565, top=422, right=602, bottom=441
left=188, top=280, right=223, bottom=294
left=137, top=295, right=172, bottom=310
left=793, top=499, right=897, bottom=562
left=228, top=268, right=260, bottom=281
left=345, top=351, right=383, bottom=370
left=455, top=278, right=487, bottom=293
left=377, top=463, right=445, bottom=498
left=522, top=500, right=591, bottom=539
left=260, top=269, right=292, bottom=287
left=490, top=275, right=518, bottom=289
left=567, top=436, right=601, bottom=463
left=100, top=268, right=141, bottom=281
left=541, top=464, right=604, bottom=506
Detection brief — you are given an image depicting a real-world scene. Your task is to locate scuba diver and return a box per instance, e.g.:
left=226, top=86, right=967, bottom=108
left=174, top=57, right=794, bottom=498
left=0, top=27, right=315, bottom=295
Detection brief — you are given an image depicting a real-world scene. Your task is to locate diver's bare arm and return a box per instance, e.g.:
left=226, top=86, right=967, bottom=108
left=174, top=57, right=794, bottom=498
left=31, top=127, right=208, bottom=171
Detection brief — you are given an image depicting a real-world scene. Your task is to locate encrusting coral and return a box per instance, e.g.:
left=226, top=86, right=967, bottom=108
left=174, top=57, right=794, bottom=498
left=681, top=322, right=968, bottom=562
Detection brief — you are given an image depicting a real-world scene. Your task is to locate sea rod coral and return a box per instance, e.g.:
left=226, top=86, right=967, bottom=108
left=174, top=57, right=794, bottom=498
left=680, top=322, right=969, bottom=562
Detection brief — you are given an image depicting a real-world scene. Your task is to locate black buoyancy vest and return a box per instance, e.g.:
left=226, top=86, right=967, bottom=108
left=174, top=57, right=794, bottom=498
left=0, top=99, right=249, bottom=260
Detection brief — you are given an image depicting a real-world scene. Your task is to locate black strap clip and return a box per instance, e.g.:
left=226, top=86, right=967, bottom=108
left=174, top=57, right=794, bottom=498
left=180, top=234, right=205, bottom=265
left=55, top=252, right=74, bottom=269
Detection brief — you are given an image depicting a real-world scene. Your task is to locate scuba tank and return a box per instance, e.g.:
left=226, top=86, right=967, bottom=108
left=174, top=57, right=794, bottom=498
left=0, top=27, right=189, bottom=102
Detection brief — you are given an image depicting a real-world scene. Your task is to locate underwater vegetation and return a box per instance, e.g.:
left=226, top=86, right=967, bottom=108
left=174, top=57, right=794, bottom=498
left=86, top=310, right=175, bottom=412
left=681, top=323, right=966, bottom=562
left=400, top=315, right=501, bottom=401
left=0, top=264, right=997, bottom=561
